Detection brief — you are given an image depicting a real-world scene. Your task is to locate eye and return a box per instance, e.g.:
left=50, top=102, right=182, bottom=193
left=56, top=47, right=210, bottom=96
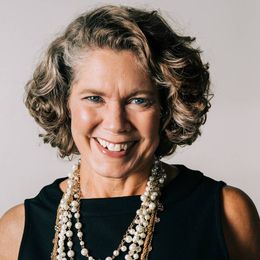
left=84, top=96, right=103, bottom=103
left=129, top=97, right=152, bottom=106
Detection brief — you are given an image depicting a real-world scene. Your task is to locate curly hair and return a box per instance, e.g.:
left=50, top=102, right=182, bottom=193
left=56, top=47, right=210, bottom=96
left=24, top=4, right=211, bottom=158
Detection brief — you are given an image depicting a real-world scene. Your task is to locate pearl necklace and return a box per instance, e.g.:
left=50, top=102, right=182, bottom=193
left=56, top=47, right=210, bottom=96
left=51, top=157, right=166, bottom=260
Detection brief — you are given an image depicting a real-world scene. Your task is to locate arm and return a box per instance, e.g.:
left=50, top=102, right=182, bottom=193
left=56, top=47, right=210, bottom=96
left=222, top=185, right=260, bottom=260
left=0, top=204, right=25, bottom=260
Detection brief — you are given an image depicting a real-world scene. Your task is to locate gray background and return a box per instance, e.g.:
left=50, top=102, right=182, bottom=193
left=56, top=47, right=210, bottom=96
left=0, top=0, right=259, bottom=216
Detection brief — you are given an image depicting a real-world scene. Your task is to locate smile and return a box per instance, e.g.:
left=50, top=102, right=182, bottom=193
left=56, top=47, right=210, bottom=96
left=95, top=137, right=136, bottom=152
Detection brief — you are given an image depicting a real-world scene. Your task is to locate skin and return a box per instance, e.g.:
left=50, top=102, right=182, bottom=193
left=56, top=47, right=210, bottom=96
left=68, top=49, right=161, bottom=198
left=0, top=49, right=259, bottom=259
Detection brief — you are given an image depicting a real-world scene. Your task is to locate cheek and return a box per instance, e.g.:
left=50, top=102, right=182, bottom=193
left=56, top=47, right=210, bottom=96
left=71, top=106, right=97, bottom=135
left=133, top=110, right=160, bottom=139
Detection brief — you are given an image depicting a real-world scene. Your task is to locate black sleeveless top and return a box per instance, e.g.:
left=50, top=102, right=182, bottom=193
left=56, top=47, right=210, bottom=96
left=18, top=165, right=229, bottom=260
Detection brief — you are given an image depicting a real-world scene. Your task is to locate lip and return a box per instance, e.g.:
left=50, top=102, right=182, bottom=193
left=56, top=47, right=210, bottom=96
left=94, top=138, right=137, bottom=158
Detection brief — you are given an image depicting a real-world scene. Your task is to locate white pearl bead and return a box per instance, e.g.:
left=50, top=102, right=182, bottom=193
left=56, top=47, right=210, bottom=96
left=125, top=235, right=132, bottom=243
left=67, top=241, right=73, bottom=247
left=67, top=221, right=72, bottom=228
left=142, top=220, right=148, bottom=227
left=61, top=224, right=67, bottom=230
left=149, top=202, right=156, bottom=210
left=113, top=250, right=119, bottom=256
left=71, top=207, right=77, bottom=213
left=66, top=230, right=73, bottom=237
left=136, top=246, right=142, bottom=252
left=125, top=255, right=132, bottom=260
left=121, top=245, right=127, bottom=252
left=129, top=228, right=135, bottom=235
left=75, top=222, right=82, bottom=229
left=129, top=243, right=137, bottom=251
left=144, top=214, right=150, bottom=220
left=138, top=239, right=144, bottom=245
left=89, top=257, right=94, bottom=260
left=62, top=216, right=68, bottom=223
left=132, top=236, right=138, bottom=243
left=133, top=253, right=139, bottom=259
left=74, top=212, right=80, bottom=218
left=136, top=225, right=144, bottom=233
left=159, top=178, right=165, bottom=183
left=150, top=194, right=156, bottom=200
left=58, top=233, right=65, bottom=239
left=140, top=232, right=146, bottom=238
left=81, top=248, right=88, bottom=256
left=105, top=257, right=112, bottom=260
left=140, top=195, right=146, bottom=201
left=129, top=250, right=134, bottom=256
left=67, top=250, right=75, bottom=257
left=71, top=200, right=78, bottom=207
left=77, top=231, right=83, bottom=237
left=80, top=241, right=85, bottom=246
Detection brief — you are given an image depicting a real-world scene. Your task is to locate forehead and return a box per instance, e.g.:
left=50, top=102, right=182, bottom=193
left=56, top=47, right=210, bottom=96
left=72, top=48, right=154, bottom=94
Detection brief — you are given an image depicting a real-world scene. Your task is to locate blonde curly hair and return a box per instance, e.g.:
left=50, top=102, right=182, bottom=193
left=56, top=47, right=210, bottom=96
left=25, top=4, right=211, bottom=158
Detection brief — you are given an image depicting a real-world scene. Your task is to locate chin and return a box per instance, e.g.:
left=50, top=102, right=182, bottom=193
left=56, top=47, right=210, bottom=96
left=89, top=162, right=133, bottom=179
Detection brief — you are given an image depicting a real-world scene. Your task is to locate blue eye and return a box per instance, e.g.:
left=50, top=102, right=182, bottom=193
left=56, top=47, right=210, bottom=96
left=130, top=98, right=151, bottom=106
left=85, top=96, right=103, bottom=103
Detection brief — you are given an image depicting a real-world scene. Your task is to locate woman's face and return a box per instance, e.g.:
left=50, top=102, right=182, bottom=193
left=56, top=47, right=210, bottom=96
left=69, top=49, right=160, bottom=178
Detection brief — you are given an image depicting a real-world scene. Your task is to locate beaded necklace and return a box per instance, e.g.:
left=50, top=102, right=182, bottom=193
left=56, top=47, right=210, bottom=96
left=51, top=157, right=166, bottom=260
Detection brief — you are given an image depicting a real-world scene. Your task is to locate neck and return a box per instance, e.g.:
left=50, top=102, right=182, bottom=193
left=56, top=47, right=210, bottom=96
left=79, top=163, right=151, bottom=198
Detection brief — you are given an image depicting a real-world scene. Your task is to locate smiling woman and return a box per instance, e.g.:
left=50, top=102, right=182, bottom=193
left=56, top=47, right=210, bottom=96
left=0, top=4, right=259, bottom=260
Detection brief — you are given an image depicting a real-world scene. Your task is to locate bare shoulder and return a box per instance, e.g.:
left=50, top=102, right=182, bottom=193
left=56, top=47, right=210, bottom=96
left=222, top=185, right=260, bottom=260
left=0, top=204, right=25, bottom=260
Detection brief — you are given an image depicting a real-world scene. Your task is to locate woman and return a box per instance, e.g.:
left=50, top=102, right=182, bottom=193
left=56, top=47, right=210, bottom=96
left=0, top=4, right=259, bottom=260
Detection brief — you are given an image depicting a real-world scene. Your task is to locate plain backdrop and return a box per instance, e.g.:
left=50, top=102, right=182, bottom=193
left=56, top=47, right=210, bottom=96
left=0, top=0, right=259, bottom=216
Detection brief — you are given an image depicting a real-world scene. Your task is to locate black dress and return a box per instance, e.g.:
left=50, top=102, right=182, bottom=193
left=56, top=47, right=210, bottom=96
left=18, top=165, right=229, bottom=259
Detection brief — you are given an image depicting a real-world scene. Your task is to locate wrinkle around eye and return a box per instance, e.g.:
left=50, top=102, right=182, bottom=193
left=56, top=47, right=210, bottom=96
left=83, top=96, right=104, bottom=103
left=128, top=97, right=154, bottom=107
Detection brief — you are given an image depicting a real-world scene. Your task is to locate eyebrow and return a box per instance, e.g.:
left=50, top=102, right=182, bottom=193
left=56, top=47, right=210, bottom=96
left=78, top=88, right=157, bottom=97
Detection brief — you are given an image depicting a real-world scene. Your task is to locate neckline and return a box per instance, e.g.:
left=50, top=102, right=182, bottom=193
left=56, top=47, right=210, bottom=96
left=54, top=164, right=184, bottom=202
left=53, top=165, right=184, bottom=216
left=48, top=165, right=203, bottom=216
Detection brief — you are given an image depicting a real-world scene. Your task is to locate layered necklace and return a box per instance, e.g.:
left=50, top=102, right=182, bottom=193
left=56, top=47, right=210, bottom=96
left=51, top=157, right=166, bottom=260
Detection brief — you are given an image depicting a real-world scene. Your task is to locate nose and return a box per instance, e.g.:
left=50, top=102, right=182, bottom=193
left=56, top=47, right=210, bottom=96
left=102, top=102, right=132, bottom=134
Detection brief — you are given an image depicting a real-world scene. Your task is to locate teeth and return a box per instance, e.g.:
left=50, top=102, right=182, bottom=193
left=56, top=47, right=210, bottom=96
left=96, top=138, right=131, bottom=152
